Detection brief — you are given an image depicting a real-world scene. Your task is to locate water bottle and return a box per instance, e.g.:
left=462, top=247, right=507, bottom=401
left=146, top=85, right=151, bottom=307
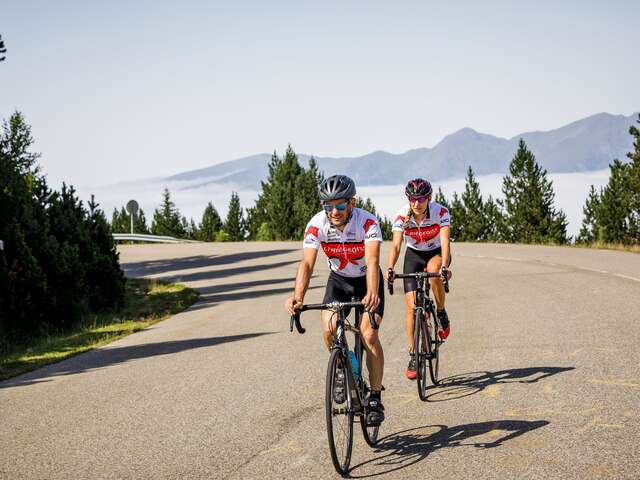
left=349, top=351, right=360, bottom=381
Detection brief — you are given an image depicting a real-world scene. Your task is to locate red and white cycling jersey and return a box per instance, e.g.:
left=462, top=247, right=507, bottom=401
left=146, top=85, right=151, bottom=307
left=392, top=202, right=451, bottom=252
left=303, top=208, right=382, bottom=278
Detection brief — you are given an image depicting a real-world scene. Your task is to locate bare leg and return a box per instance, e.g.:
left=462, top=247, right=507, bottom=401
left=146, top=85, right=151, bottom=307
left=404, top=291, right=416, bottom=350
left=321, top=310, right=338, bottom=350
left=360, top=314, right=384, bottom=391
left=427, top=255, right=445, bottom=310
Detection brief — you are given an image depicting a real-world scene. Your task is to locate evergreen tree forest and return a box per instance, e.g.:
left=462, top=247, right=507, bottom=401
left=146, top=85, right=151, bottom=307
left=0, top=112, right=125, bottom=349
left=577, top=115, right=640, bottom=245
left=105, top=116, right=638, bottom=249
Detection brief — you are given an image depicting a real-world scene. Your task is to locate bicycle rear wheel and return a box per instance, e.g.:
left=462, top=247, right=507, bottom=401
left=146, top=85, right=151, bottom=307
left=415, top=310, right=429, bottom=400
left=427, top=306, right=440, bottom=385
left=326, top=348, right=354, bottom=475
left=357, top=344, right=380, bottom=446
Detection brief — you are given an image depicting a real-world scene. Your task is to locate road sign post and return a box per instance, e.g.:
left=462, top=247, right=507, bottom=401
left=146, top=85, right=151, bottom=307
left=126, top=200, right=139, bottom=235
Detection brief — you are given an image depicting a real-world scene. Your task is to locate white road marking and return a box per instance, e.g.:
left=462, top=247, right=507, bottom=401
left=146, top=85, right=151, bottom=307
left=460, top=254, right=640, bottom=283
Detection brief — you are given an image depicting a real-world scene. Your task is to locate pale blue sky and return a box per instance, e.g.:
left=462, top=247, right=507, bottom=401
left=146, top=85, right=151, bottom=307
left=1, top=1, right=638, bottom=187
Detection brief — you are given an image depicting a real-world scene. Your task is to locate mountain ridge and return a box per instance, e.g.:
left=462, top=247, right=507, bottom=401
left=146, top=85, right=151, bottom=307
left=167, top=111, right=639, bottom=189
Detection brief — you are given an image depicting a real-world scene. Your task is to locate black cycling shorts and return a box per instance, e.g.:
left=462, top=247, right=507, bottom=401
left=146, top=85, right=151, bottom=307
left=322, top=269, right=385, bottom=320
left=402, top=247, right=452, bottom=293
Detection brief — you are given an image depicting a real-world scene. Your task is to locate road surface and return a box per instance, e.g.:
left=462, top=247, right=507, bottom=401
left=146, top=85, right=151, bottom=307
left=1, top=242, right=639, bottom=479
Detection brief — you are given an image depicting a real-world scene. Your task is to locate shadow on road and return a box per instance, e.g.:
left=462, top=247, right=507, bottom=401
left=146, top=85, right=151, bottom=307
left=155, top=260, right=299, bottom=284
left=1, top=333, right=274, bottom=389
left=187, top=279, right=322, bottom=311
left=122, top=249, right=297, bottom=277
left=348, top=419, right=549, bottom=478
left=426, top=367, right=575, bottom=402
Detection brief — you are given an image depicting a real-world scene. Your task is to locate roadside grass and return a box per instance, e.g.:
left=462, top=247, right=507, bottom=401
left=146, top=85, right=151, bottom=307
left=0, top=278, right=199, bottom=381
left=574, top=242, right=640, bottom=254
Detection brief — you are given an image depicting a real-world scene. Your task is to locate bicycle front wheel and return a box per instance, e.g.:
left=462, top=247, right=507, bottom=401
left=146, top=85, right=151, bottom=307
left=415, top=310, right=429, bottom=400
left=326, top=348, right=354, bottom=475
left=427, top=306, right=440, bottom=385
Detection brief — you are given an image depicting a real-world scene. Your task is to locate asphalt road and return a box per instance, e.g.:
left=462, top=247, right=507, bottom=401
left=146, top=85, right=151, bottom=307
left=1, top=242, right=639, bottom=479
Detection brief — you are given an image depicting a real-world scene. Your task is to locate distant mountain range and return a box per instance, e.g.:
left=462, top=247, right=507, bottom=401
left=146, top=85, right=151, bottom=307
left=168, top=112, right=639, bottom=190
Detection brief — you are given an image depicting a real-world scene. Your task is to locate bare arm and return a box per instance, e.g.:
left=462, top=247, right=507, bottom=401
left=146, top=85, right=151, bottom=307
left=285, top=248, right=318, bottom=315
left=362, top=240, right=381, bottom=311
left=440, top=225, right=451, bottom=269
left=386, top=230, right=404, bottom=275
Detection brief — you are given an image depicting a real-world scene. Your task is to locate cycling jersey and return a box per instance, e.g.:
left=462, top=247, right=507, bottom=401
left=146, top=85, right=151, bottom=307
left=392, top=202, right=450, bottom=251
left=303, top=208, right=382, bottom=278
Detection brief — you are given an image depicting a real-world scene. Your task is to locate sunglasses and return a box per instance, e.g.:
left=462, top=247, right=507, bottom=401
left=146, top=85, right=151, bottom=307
left=322, top=201, right=349, bottom=213
left=408, top=195, right=428, bottom=204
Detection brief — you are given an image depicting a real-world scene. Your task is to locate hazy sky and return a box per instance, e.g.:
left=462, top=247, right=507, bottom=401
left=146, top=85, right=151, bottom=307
left=1, top=1, right=639, bottom=188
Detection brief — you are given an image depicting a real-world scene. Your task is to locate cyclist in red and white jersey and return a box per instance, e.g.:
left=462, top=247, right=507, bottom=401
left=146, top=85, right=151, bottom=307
left=386, top=178, right=452, bottom=380
left=285, top=175, right=386, bottom=425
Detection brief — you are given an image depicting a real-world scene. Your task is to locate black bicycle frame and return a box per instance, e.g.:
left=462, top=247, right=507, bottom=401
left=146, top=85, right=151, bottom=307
left=291, top=299, right=373, bottom=411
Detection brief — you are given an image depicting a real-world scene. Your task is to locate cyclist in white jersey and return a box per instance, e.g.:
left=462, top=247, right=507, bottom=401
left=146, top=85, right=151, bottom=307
left=285, top=175, right=385, bottom=425
left=385, top=178, right=452, bottom=380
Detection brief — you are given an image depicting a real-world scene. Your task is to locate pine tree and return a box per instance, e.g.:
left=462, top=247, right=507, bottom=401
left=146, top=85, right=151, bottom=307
left=248, top=146, right=319, bottom=241
left=223, top=191, right=245, bottom=241
left=293, top=157, right=322, bottom=238
left=354, top=197, right=392, bottom=240
left=0, top=112, right=125, bottom=346
left=135, top=209, right=150, bottom=234
left=459, top=167, right=486, bottom=241
left=355, top=196, right=377, bottom=214
left=111, top=207, right=128, bottom=233
left=111, top=206, right=148, bottom=234
left=626, top=115, right=640, bottom=243
left=435, top=187, right=449, bottom=209
left=595, top=159, right=631, bottom=243
left=577, top=185, right=601, bottom=244
left=198, top=202, right=222, bottom=241
left=245, top=196, right=269, bottom=240
left=500, top=139, right=568, bottom=244
left=483, top=195, right=504, bottom=242
left=449, top=192, right=465, bottom=241
left=151, top=188, right=185, bottom=237
left=263, top=146, right=302, bottom=240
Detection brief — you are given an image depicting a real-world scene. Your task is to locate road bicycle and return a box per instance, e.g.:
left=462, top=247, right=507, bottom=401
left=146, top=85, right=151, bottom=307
left=290, top=298, right=380, bottom=476
left=388, top=268, right=450, bottom=400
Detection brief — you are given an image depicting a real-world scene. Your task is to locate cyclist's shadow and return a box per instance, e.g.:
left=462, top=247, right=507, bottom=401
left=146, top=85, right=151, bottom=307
left=348, top=419, right=549, bottom=478
left=426, top=366, right=575, bottom=402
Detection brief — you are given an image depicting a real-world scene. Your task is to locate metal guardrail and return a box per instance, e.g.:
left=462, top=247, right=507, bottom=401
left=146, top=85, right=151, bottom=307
left=112, top=234, right=200, bottom=243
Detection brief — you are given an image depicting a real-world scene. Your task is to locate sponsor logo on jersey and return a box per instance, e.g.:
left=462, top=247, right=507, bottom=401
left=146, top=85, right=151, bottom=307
left=439, top=207, right=448, bottom=218
left=305, top=226, right=319, bottom=238
left=404, top=224, right=440, bottom=243
left=321, top=241, right=365, bottom=270
left=363, top=218, right=377, bottom=233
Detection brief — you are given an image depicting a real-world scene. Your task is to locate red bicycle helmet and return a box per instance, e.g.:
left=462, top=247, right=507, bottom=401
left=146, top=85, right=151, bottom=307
left=405, top=178, right=432, bottom=197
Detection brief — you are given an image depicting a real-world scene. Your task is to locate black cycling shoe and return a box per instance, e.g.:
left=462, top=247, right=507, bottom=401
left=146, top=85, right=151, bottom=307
left=405, top=355, right=417, bottom=380
left=366, top=396, right=385, bottom=426
left=437, top=309, right=450, bottom=340
left=333, top=365, right=346, bottom=404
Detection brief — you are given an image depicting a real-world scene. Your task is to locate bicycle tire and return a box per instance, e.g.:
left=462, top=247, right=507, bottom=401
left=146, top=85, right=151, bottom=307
left=326, top=348, right=354, bottom=475
left=357, top=343, right=380, bottom=446
left=427, top=305, right=440, bottom=385
left=415, top=310, right=429, bottom=400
